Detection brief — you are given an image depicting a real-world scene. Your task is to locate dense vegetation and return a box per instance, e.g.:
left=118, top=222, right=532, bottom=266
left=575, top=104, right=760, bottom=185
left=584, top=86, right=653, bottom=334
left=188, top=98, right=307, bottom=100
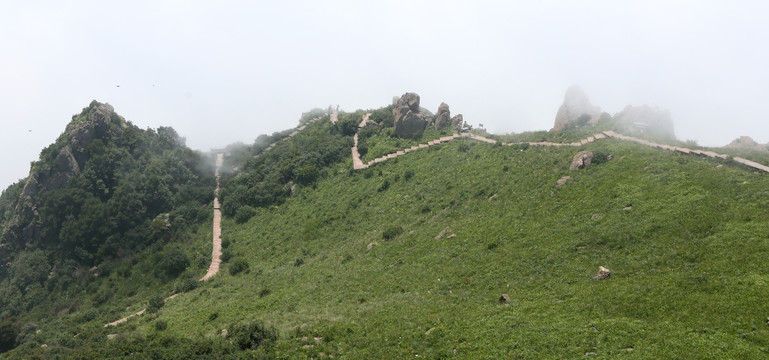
left=0, top=101, right=216, bottom=355
left=3, top=101, right=769, bottom=358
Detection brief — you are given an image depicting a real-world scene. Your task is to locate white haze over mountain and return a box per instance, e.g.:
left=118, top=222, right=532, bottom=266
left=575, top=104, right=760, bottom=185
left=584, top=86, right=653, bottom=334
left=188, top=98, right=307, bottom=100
left=1, top=1, right=768, bottom=189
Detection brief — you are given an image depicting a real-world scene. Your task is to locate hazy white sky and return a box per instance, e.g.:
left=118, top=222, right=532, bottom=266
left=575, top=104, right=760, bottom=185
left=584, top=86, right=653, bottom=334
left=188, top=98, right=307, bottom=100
left=2, top=1, right=768, bottom=189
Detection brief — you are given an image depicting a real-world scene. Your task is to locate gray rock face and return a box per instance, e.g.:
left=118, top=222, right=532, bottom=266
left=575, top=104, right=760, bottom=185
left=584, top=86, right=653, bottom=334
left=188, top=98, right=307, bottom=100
left=552, top=86, right=601, bottom=131
left=569, top=151, right=593, bottom=171
left=451, top=114, right=463, bottom=128
left=434, top=102, right=452, bottom=130
left=393, top=93, right=428, bottom=138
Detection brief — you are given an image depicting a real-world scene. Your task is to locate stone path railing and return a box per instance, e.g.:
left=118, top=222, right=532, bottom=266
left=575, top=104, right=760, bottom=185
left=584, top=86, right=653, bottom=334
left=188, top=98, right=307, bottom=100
left=352, top=127, right=769, bottom=174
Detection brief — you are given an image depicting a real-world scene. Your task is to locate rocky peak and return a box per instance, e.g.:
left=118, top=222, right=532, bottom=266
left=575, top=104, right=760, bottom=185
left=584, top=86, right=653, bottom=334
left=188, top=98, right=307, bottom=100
left=724, top=136, right=763, bottom=150
left=552, top=86, right=601, bottom=131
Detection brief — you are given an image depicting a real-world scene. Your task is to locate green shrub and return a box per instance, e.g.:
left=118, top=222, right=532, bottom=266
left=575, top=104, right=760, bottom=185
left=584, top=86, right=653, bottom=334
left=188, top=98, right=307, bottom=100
left=147, top=295, right=164, bottom=314
left=174, top=277, right=198, bottom=293
left=158, top=247, right=190, bottom=278
left=229, top=258, right=249, bottom=276
left=234, top=205, right=256, bottom=224
left=230, top=321, right=278, bottom=351
left=382, top=225, right=404, bottom=241
left=592, top=150, right=610, bottom=165
left=0, top=317, right=19, bottom=352
left=293, top=258, right=304, bottom=267
left=404, top=169, right=414, bottom=180
left=154, top=319, right=168, bottom=331
left=378, top=180, right=390, bottom=192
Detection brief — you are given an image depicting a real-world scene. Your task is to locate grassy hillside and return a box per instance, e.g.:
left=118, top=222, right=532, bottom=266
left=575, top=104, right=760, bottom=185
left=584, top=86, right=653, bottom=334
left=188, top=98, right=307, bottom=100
left=4, top=107, right=769, bottom=358
left=79, top=128, right=769, bottom=358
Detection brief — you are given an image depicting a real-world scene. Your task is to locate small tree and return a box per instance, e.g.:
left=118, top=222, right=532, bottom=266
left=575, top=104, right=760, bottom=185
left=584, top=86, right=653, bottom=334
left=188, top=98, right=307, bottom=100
left=147, top=295, right=164, bottom=313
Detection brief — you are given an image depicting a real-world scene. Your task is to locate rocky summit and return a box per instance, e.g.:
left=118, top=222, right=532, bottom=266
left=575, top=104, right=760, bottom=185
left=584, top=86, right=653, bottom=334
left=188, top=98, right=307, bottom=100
left=552, top=85, right=601, bottom=131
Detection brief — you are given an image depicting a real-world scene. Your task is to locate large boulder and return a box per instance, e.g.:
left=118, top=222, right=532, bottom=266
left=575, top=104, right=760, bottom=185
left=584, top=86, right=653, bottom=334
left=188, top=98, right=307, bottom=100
left=434, top=102, right=452, bottom=130
left=552, top=86, right=601, bottom=131
left=569, top=151, right=593, bottom=171
left=393, top=93, right=428, bottom=138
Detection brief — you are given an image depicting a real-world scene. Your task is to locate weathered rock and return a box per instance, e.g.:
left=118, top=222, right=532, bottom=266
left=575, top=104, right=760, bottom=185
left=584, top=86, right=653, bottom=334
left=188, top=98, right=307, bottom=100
left=392, top=93, right=432, bottom=138
left=434, top=227, right=453, bottom=240
left=499, top=294, right=511, bottom=303
left=398, top=92, right=421, bottom=112
left=552, top=86, right=601, bottom=131
left=569, top=151, right=593, bottom=171
left=612, top=104, right=675, bottom=139
left=434, top=102, right=452, bottom=130
left=724, top=136, right=764, bottom=150
left=556, top=176, right=571, bottom=187
left=451, top=114, right=463, bottom=128
left=367, top=242, right=378, bottom=251
left=592, top=266, right=611, bottom=280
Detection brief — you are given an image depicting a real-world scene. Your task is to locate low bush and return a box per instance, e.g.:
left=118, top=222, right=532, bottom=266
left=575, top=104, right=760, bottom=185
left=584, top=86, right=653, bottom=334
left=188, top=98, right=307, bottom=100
left=230, top=320, right=278, bottom=351
left=147, top=295, right=164, bottom=314
left=229, top=258, right=249, bottom=276
left=382, top=225, right=404, bottom=240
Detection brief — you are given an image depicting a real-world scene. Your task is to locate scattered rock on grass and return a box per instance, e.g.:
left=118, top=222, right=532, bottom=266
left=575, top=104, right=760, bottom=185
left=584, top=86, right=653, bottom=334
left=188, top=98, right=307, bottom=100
left=592, top=266, right=611, bottom=280
left=623, top=206, right=632, bottom=211
left=425, top=327, right=436, bottom=335
left=435, top=227, right=453, bottom=240
left=221, top=329, right=228, bottom=337
left=499, top=294, right=511, bottom=303
left=591, top=213, right=601, bottom=219
left=556, top=176, right=571, bottom=187
left=107, top=334, right=120, bottom=340
left=367, top=242, right=378, bottom=251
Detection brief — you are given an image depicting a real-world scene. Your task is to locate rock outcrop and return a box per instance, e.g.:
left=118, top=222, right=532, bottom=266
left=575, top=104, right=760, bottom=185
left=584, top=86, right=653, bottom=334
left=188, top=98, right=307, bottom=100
left=724, top=136, right=765, bottom=150
left=552, top=86, right=601, bottom=131
left=434, top=103, right=452, bottom=130
left=393, top=93, right=429, bottom=138
left=451, top=114, right=463, bottom=128
left=612, top=105, right=675, bottom=139
left=569, top=151, right=593, bottom=171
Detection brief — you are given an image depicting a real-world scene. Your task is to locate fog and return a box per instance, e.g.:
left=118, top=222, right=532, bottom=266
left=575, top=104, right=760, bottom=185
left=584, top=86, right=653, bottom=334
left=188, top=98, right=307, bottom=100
left=2, top=1, right=768, bottom=189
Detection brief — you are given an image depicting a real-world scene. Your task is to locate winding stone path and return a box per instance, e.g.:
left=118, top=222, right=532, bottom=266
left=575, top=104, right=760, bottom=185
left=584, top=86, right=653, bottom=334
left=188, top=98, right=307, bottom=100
left=351, top=126, right=769, bottom=174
